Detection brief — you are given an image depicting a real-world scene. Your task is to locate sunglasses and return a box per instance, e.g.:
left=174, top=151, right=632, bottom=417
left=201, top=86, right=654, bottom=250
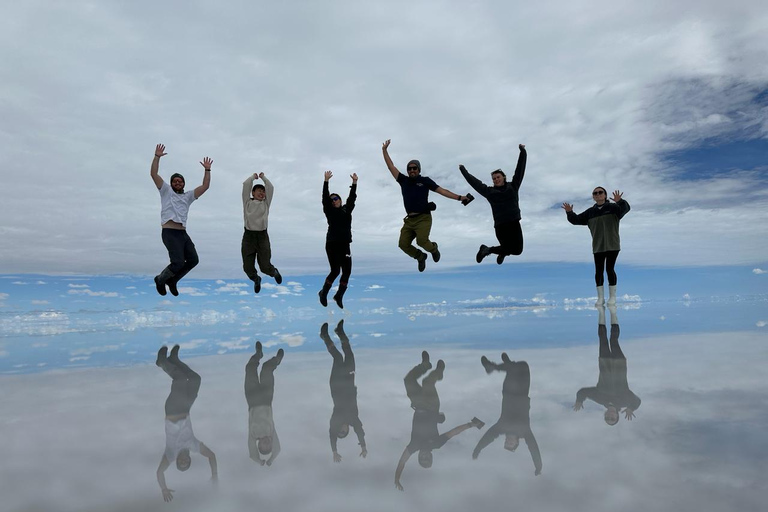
left=592, top=190, right=605, bottom=196
left=331, top=196, right=341, bottom=201
left=407, top=166, right=418, bottom=171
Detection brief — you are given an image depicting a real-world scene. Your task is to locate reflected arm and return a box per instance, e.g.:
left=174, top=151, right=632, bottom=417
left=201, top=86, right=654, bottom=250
left=200, top=442, right=218, bottom=480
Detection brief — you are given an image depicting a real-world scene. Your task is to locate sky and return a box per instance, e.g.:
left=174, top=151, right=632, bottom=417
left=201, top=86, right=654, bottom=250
left=1, top=0, right=768, bottom=278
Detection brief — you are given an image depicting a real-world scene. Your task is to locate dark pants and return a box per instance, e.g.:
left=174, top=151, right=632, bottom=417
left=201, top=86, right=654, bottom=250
left=594, top=250, right=620, bottom=286
left=160, top=356, right=201, bottom=417
left=489, top=220, right=523, bottom=256
left=501, top=361, right=530, bottom=396
left=242, top=229, right=277, bottom=279
left=325, top=241, right=352, bottom=286
left=244, top=354, right=280, bottom=409
left=161, top=228, right=199, bottom=284
left=405, top=362, right=443, bottom=412
left=598, top=324, right=624, bottom=360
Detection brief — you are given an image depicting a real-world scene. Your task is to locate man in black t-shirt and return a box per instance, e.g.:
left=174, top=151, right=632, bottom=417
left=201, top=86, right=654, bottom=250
left=382, top=139, right=469, bottom=272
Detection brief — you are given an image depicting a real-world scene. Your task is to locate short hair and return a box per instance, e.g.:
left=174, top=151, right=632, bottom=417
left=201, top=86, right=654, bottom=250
left=604, top=409, right=619, bottom=426
left=258, top=437, right=273, bottom=454
left=176, top=450, right=192, bottom=471
left=491, top=169, right=506, bottom=179
left=337, top=424, right=349, bottom=438
left=252, top=184, right=266, bottom=193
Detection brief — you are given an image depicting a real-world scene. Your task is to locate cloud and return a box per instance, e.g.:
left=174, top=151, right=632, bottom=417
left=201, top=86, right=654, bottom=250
left=757, top=321, right=766, bottom=327
left=0, top=293, right=8, bottom=301
left=177, top=287, right=207, bottom=297
left=30, top=300, right=49, bottom=305
left=753, top=268, right=766, bottom=274
left=365, top=284, right=385, bottom=291
left=68, top=284, right=90, bottom=288
left=67, top=289, right=119, bottom=297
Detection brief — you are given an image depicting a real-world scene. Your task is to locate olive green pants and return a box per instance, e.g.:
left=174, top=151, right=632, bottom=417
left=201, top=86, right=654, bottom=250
left=398, top=213, right=436, bottom=259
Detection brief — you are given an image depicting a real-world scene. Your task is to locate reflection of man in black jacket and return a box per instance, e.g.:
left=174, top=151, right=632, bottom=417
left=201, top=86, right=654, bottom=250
left=394, top=351, right=484, bottom=491
left=574, top=306, right=640, bottom=425
left=321, top=320, right=366, bottom=463
left=474, top=354, right=542, bottom=475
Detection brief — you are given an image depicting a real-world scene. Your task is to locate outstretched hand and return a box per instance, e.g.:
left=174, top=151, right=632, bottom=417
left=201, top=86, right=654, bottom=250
left=333, top=452, right=342, bottom=463
left=162, top=488, right=175, bottom=502
left=573, top=401, right=583, bottom=411
left=200, top=157, right=213, bottom=170
left=519, top=144, right=526, bottom=150
left=395, top=481, right=404, bottom=491
left=562, top=202, right=574, bottom=213
left=350, top=172, right=358, bottom=183
left=155, top=144, right=167, bottom=158
left=324, top=170, right=333, bottom=182
left=382, top=139, right=391, bottom=151
left=612, top=190, right=623, bottom=202
left=622, top=408, right=635, bottom=421
left=360, top=447, right=367, bottom=458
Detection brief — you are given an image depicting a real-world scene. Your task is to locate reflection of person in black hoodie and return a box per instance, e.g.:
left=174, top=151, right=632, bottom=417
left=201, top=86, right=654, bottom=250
left=320, top=320, right=366, bottom=463
left=474, top=354, right=542, bottom=475
left=245, top=341, right=284, bottom=466
left=394, top=351, right=485, bottom=491
left=573, top=306, right=640, bottom=425
left=460, top=144, right=527, bottom=265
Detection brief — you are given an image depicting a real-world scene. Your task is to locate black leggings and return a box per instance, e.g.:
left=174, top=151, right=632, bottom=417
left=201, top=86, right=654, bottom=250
left=325, top=241, right=352, bottom=286
left=594, top=250, right=620, bottom=286
left=489, top=220, right=523, bottom=256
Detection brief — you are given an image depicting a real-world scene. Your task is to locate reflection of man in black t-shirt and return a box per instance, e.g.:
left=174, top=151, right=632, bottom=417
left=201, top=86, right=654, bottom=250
left=382, top=139, right=469, bottom=272
left=321, top=320, right=366, bottom=463
left=573, top=306, right=640, bottom=425
left=475, top=354, right=542, bottom=475
left=394, top=351, right=484, bottom=491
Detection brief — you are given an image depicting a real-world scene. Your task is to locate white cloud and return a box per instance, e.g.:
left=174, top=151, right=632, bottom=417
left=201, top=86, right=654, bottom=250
left=0, top=293, right=8, bottom=301
left=177, top=287, right=207, bottom=297
left=68, top=284, right=90, bottom=288
left=263, top=332, right=306, bottom=348
left=12, top=281, right=27, bottom=285
left=365, top=284, right=385, bottom=291
left=757, top=321, right=766, bottom=327
left=215, top=282, right=250, bottom=293
left=753, top=268, right=766, bottom=275
left=30, top=300, right=49, bottom=305
left=67, top=289, right=119, bottom=298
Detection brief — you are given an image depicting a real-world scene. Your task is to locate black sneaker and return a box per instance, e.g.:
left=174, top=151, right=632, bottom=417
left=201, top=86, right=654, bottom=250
left=253, top=275, right=262, bottom=294
left=319, top=288, right=328, bottom=307
left=431, top=244, right=441, bottom=263
left=273, top=268, right=283, bottom=285
left=168, top=281, right=179, bottom=297
left=496, top=253, right=506, bottom=265
left=476, top=245, right=490, bottom=263
left=333, top=292, right=344, bottom=309
left=418, top=254, right=427, bottom=272
left=421, top=350, right=432, bottom=369
left=154, top=275, right=167, bottom=296
left=481, top=355, right=494, bottom=374
left=156, top=346, right=168, bottom=366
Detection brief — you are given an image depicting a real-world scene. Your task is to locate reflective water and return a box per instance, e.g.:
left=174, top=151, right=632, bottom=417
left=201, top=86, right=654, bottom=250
left=1, top=303, right=766, bottom=512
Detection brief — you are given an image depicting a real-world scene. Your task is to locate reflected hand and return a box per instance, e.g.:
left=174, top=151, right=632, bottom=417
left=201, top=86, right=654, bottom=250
left=360, top=447, right=367, bottom=459
left=395, top=480, right=404, bottom=491
left=623, top=408, right=635, bottom=420
left=258, top=458, right=266, bottom=466
left=162, top=488, right=175, bottom=502
left=612, top=190, right=623, bottom=202
left=155, top=144, right=167, bottom=158
left=562, top=202, right=573, bottom=213
left=573, top=401, right=583, bottom=411
left=333, top=452, right=342, bottom=463
left=200, top=157, right=213, bottom=170
left=535, top=469, right=542, bottom=476
left=266, top=459, right=273, bottom=466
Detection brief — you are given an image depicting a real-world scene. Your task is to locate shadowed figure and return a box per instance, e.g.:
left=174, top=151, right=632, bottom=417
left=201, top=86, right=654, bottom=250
left=245, top=342, right=284, bottom=466
left=321, top=320, right=367, bottom=463
left=573, top=306, right=641, bottom=425
left=474, top=354, right=542, bottom=475
left=394, top=351, right=484, bottom=491
left=155, top=345, right=217, bottom=502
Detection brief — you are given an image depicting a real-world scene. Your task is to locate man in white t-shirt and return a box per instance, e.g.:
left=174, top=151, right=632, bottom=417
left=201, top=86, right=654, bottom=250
left=156, top=344, right=217, bottom=502
left=245, top=341, right=284, bottom=466
left=150, top=144, right=212, bottom=297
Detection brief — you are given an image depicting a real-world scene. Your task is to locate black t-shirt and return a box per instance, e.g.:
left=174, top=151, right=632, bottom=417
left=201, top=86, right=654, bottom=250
left=407, top=409, right=449, bottom=452
left=396, top=173, right=438, bottom=214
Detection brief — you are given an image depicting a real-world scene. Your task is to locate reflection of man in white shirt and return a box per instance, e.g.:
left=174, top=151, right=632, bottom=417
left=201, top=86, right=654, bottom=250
left=246, top=342, right=284, bottom=466
left=155, top=345, right=217, bottom=502
left=150, top=143, right=212, bottom=297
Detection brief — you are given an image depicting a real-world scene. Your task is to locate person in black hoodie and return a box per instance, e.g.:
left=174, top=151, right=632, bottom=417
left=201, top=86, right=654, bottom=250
left=321, top=320, right=367, bottom=463
left=573, top=306, right=640, bottom=425
left=460, top=144, right=527, bottom=265
left=319, top=170, right=357, bottom=308
left=474, top=354, right=542, bottom=475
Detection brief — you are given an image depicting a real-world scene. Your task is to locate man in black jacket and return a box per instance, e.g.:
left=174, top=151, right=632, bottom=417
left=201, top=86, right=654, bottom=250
left=460, top=144, right=527, bottom=264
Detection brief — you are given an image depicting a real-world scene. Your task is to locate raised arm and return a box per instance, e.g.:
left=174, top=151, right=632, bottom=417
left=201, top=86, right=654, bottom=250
left=459, top=165, right=490, bottom=197
left=382, top=139, right=401, bottom=180
left=563, top=204, right=590, bottom=226
left=322, top=171, right=333, bottom=207
left=243, top=174, right=256, bottom=205
left=612, top=190, right=630, bottom=219
left=510, top=144, right=527, bottom=190
left=194, top=157, right=212, bottom=199
left=200, top=442, right=218, bottom=482
left=394, top=447, right=413, bottom=491
left=156, top=454, right=174, bottom=502
left=261, top=173, right=274, bottom=206
left=346, top=173, right=358, bottom=212
left=151, top=144, right=166, bottom=189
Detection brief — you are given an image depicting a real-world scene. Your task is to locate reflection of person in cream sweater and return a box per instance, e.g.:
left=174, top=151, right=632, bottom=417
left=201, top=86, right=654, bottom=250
left=242, top=173, right=282, bottom=293
left=155, top=345, right=217, bottom=502
left=574, top=307, right=641, bottom=425
left=246, top=341, right=284, bottom=466
left=474, top=355, right=542, bottom=476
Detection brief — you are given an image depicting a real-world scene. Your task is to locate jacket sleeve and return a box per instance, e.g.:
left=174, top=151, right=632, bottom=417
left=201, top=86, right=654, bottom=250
left=262, top=176, right=275, bottom=206
left=243, top=175, right=253, bottom=206
left=616, top=199, right=630, bottom=220
left=567, top=208, right=591, bottom=226
left=345, top=183, right=357, bottom=213
left=322, top=181, right=332, bottom=211
left=460, top=167, right=491, bottom=198
left=510, top=148, right=527, bottom=190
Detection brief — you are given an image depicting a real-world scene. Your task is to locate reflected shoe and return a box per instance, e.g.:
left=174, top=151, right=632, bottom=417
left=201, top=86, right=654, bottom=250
left=273, top=268, right=283, bottom=285
left=421, top=350, right=432, bottom=369
left=434, top=359, right=445, bottom=380
left=418, top=254, right=427, bottom=272
left=253, top=275, right=262, bottom=294
left=481, top=355, right=495, bottom=374
left=169, top=344, right=180, bottom=361
left=320, top=323, right=330, bottom=341
left=471, top=417, right=485, bottom=429
left=501, top=352, right=511, bottom=364
left=496, top=253, right=506, bottom=265
left=156, top=346, right=168, bottom=366
left=607, top=285, right=617, bottom=306
left=431, top=244, right=441, bottom=263
left=275, top=348, right=285, bottom=365
left=476, top=244, right=491, bottom=263
left=255, top=341, right=263, bottom=360
left=334, top=319, right=345, bottom=337
left=595, top=286, right=605, bottom=307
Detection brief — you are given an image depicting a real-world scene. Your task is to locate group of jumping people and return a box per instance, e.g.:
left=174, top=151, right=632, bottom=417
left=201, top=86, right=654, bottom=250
left=150, top=140, right=630, bottom=308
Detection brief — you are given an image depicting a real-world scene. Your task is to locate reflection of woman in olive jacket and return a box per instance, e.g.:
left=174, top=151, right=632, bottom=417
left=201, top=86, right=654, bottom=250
left=474, top=355, right=542, bottom=476
left=574, top=311, right=640, bottom=425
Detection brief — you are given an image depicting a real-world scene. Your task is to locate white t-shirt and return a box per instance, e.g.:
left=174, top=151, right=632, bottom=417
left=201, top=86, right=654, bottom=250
left=159, top=181, right=196, bottom=227
left=164, top=416, right=201, bottom=462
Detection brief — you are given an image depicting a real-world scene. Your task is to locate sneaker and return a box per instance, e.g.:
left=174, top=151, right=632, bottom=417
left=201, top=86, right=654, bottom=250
left=156, top=346, right=168, bottom=366
left=476, top=244, right=490, bottom=263
left=169, top=344, right=180, bottom=361
left=481, top=355, right=494, bottom=374
left=154, top=275, right=167, bottom=296
left=418, top=254, right=427, bottom=272
left=253, top=275, right=262, bottom=294
left=421, top=350, right=432, bottom=369
left=168, top=281, right=179, bottom=297
left=255, top=341, right=263, bottom=359
left=496, top=253, right=506, bottom=265
left=431, top=244, right=441, bottom=263
left=273, top=268, right=283, bottom=285
left=471, top=417, right=485, bottom=429
left=333, top=292, right=344, bottom=309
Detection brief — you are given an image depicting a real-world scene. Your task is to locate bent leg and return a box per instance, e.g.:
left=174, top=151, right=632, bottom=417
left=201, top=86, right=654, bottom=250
left=242, top=230, right=259, bottom=280
left=413, top=214, right=436, bottom=253
left=255, top=231, right=277, bottom=277
left=398, top=221, right=421, bottom=259
left=161, top=229, right=187, bottom=274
